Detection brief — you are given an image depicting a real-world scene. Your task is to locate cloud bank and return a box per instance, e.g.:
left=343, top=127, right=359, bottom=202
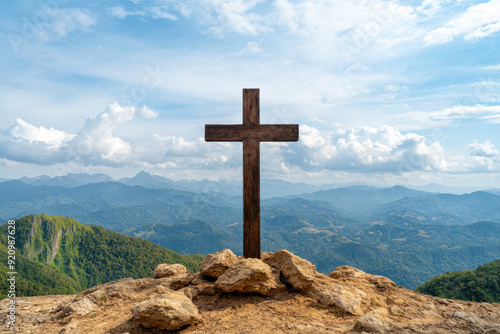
left=1, top=104, right=498, bottom=176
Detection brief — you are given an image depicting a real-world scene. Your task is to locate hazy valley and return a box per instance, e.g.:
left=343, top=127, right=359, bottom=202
left=1, top=172, right=500, bottom=290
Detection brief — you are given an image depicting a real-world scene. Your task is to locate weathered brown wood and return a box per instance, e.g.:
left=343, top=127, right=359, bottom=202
left=205, top=124, right=299, bottom=142
left=243, top=137, right=260, bottom=258
left=204, top=88, right=299, bottom=259
left=243, top=89, right=259, bottom=125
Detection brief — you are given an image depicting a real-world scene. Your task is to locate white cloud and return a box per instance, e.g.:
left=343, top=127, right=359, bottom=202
left=153, top=135, right=204, bottom=157
left=0, top=119, right=74, bottom=165
left=150, top=134, right=240, bottom=170
left=431, top=105, right=500, bottom=120
left=0, top=102, right=241, bottom=169
left=284, top=125, right=449, bottom=173
left=344, top=63, right=371, bottom=74
left=385, top=105, right=500, bottom=130
left=35, top=8, right=97, bottom=42
left=1, top=111, right=499, bottom=177
left=244, top=41, right=262, bottom=53
left=110, top=7, right=140, bottom=19
left=482, top=64, right=500, bottom=71
left=110, top=6, right=178, bottom=20
left=8, top=118, right=74, bottom=150
left=71, top=103, right=135, bottom=164
left=466, top=141, right=500, bottom=171
left=191, top=0, right=268, bottom=36
left=417, top=0, right=453, bottom=16
left=139, top=106, right=159, bottom=119
left=166, top=0, right=421, bottom=58
left=0, top=103, right=138, bottom=166
left=232, top=41, right=263, bottom=56
left=424, top=0, right=500, bottom=44
left=273, top=0, right=420, bottom=60
left=384, top=85, right=409, bottom=93
left=469, top=140, right=499, bottom=158
left=482, top=114, right=500, bottom=123
left=150, top=7, right=178, bottom=20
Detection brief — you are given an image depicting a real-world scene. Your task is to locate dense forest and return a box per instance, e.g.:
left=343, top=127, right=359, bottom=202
left=0, top=214, right=204, bottom=298
left=416, top=259, right=500, bottom=303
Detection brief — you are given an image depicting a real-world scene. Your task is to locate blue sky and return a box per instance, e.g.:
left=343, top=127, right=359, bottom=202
left=0, top=0, right=499, bottom=188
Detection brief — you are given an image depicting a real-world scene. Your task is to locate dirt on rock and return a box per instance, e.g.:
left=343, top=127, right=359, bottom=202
left=1, top=250, right=499, bottom=334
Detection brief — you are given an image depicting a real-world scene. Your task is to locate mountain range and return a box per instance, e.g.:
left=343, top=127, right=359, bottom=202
left=1, top=173, right=500, bottom=289
left=13, top=171, right=329, bottom=198
left=10, top=171, right=499, bottom=197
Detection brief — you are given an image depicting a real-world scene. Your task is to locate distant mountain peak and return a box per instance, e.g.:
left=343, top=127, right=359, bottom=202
left=16, top=173, right=115, bottom=187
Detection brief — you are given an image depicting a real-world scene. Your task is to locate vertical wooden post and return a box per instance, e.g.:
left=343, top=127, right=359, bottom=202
left=243, top=89, right=260, bottom=259
left=243, top=137, right=260, bottom=258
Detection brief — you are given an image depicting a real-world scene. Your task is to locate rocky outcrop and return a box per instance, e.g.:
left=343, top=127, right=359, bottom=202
left=131, top=292, right=201, bottom=330
left=308, top=274, right=367, bottom=315
left=199, top=248, right=238, bottom=278
left=215, top=258, right=286, bottom=295
left=5, top=249, right=500, bottom=334
left=330, top=265, right=397, bottom=291
left=64, top=296, right=96, bottom=317
left=263, top=249, right=317, bottom=291
left=154, top=263, right=187, bottom=279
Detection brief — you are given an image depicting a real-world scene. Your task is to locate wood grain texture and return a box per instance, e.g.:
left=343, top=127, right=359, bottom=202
left=243, top=137, right=260, bottom=259
left=243, top=89, right=259, bottom=125
left=205, top=124, right=299, bottom=142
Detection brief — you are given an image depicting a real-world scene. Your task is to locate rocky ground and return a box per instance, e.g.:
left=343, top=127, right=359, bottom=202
left=1, top=249, right=500, bottom=334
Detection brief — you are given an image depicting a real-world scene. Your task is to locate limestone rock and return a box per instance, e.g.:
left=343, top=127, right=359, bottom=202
left=352, top=314, right=391, bottom=333
left=271, top=268, right=287, bottom=291
left=66, top=297, right=96, bottom=317
left=143, top=271, right=194, bottom=291
left=154, top=263, right=187, bottom=279
left=309, top=275, right=367, bottom=316
left=192, top=283, right=219, bottom=297
left=454, top=311, right=489, bottom=330
left=199, top=249, right=238, bottom=278
left=330, top=266, right=396, bottom=288
left=329, top=266, right=366, bottom=279
left=215, top=258, right=284, bottom=295
left=131, top=292, right=201, bottom=330
left=260, top=251, right=273, bottom=262
left=168, top=271, right=194, bottom=290
left=191, top=273, right=210, bottom=285
left=264, top=250, right=317, bottom=291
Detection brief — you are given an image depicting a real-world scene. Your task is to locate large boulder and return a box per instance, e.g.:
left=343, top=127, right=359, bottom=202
left=263, top=250, right=317, bottom=291
left=199, top=249, right=238, bottom=278
left=131, top=292, right=201, bottom=330
left=154, top=263, right=187, bottom=279
left=308, top=275, right=367, bottom=316
left=215, top=258, right=285, bottom=295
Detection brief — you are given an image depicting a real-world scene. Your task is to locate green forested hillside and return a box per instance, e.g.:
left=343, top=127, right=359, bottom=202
left=0, top=214, right=204, bottom=298
left=0, top=247, right=81, bottom=299
left=416, top=259, right=500, bottom=302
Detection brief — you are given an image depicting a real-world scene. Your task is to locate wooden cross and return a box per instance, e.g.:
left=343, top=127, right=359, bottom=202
left=205, top=89, right=299, bottom=258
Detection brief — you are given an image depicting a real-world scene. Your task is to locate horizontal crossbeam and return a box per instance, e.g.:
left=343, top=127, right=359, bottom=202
left=205, top=124, right=299, bottom=142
